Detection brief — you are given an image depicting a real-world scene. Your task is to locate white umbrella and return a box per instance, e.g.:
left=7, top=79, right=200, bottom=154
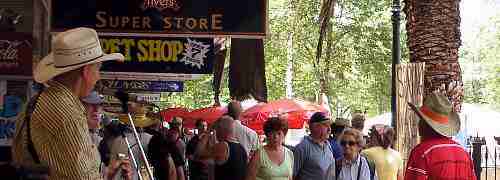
left=363, top=112, right=392, bottom=135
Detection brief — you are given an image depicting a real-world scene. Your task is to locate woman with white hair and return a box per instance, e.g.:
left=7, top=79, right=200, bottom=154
left=336, top=128, right=377, bottom=180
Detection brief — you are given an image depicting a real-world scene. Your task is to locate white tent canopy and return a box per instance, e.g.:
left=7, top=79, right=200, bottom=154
left=364, top=113, right=392, bottom=135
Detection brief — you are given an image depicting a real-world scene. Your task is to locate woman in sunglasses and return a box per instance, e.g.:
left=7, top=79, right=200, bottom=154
left=336, top=128, right=378, bottom=180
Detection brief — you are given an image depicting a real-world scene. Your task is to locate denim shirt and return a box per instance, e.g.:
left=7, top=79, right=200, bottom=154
left=328, top=137, right=344, bottom=160
left=293, top=136, right=336, bottom=180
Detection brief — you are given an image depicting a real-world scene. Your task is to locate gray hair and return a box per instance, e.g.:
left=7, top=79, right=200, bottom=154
left=227, top=101, right=243, bottom=119
left=215, top=115, right=235, bottom=136
left=339, top=128, right=365, bottom=147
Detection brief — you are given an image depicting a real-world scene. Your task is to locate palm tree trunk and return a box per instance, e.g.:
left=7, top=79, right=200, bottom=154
left=404, top=0, right=464, bottom=112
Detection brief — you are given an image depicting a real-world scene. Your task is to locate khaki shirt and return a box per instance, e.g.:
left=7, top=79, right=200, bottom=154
left=12, top=81, right=102, bottom=180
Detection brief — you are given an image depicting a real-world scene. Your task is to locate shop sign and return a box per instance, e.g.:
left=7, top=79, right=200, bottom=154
left=100, top=36, right=214, bottom=75
left=103, top=93, right=160, bottom=103
left=0, top=33, right=32, bottom=76
left=52, top=0, right=267, bottom=37
left=99, top=79, right=184, bottom=92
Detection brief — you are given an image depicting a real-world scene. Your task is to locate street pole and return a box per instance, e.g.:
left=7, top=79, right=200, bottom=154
left=391, top=0, right=401, bottom=130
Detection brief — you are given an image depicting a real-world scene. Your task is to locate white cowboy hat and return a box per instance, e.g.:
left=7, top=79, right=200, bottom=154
left=408, top=92, right=461, bottom=137
left=34, top=27, right=124, bottom=83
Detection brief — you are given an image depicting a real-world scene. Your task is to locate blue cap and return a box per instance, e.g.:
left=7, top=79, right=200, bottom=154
left=82, top=91, right=104, bottom=104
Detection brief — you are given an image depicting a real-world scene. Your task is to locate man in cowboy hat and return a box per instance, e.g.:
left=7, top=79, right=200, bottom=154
left=12, top=27, right=132, bottom=179
left=351, top=112, right=366, bottom=132
left=404, top=92, right=476, bottom=180
left=328, top=117, right=351, bottom=160
left=112, top=103, right=159, bottom=180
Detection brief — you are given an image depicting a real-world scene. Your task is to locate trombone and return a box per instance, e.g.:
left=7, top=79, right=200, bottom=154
left=124, top=112, right=155, bottom=180
left=99, top=89, right=157, bottom=180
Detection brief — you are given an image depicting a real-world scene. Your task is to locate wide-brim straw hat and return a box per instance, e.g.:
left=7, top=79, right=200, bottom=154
left=118, top=113, right=160, bottom=128
left=335, top=117, right=351, bottom=127
left=34, top=27, right=124, bottom=83
left=408, top=92, right=460, bottom=137
left=351, top=113, right=366, bottom=123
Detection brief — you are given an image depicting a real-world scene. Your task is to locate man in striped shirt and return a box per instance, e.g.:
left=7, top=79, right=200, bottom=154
left=405, top=92, right=476, bottom=180
left=12, top=28, right=131, bottom=179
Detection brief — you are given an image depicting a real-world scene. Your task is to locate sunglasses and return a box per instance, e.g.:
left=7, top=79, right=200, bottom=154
left=340, top=140, right=357, bottom=146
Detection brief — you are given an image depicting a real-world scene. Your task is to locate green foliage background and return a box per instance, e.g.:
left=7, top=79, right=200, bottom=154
left=459, top=13, right=500, bottom=110
left=159, top=0, right=500, bottom=115
left=158, top=0, right=403, bottom=118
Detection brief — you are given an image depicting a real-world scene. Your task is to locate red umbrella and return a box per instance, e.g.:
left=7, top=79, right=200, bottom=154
left=241, top=99, right=329, bottom=134
left=184, top=106, right=227, bottom=128
left=160, top=107, right=190, bottom=122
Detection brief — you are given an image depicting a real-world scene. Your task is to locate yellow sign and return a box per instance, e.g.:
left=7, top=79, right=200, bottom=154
left=100, top=38, right=185, bottom=62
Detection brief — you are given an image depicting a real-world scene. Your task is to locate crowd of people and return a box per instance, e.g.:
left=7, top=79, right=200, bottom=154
left=8, top=27, right=478, bottom=180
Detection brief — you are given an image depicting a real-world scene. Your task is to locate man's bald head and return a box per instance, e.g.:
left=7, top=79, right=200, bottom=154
left=227, top=100, right=243, bottom=120
left=215, top=115, right=235, bottom=140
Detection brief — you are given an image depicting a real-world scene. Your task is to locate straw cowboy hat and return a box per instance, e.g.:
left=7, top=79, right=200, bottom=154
left=119, top=113, right=160, bottom=128
left=408, top=92, right=460, bottom=137
left=335, top=117, right=351, bottom=127
left=351, top=113, right=366, bottom=124
left=34, top=27, right=124, bottom=83
left=118, top=105, right=161, bottom=128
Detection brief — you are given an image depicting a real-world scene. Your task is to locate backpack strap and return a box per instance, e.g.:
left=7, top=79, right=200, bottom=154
left=368, top=159, right=376, bottom=180
left=24, top=93, right=42, bottom=163
left=336, top=156, right=376, bottom=180
left=335, top=159, right=342, bottom=180
left=361, top=155, right=376, bottom=180
left=356, top=156, right=363, bottom=180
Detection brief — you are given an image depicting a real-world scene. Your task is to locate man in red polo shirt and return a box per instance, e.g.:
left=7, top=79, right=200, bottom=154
left=405, top=92, right=476, bottom=180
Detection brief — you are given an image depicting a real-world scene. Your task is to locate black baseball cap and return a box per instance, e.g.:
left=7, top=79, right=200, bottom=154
left=309, top=112, right=332, bottom=125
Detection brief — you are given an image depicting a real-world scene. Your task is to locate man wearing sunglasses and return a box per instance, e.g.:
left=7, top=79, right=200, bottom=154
left=293, top=112, right=336, bottom=180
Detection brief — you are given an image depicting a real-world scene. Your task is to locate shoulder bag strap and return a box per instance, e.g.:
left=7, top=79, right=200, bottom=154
left=335, top=159, right=342, bottom=180
left=356, top=156, right=363, bottom=180
left=25, top=93, right=42, bottom=163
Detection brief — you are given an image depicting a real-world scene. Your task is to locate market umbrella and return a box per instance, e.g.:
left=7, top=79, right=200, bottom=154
left=240, top=99, right=329, bottom=134
left=159, top=107, right=190, bottom=123
left=184, top=106, right=227, bottom=128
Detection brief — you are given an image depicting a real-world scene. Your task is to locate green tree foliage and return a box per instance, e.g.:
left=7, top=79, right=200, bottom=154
left=460, top=13, right=500, bottom=109
left=160, top=0, right=406, bottom=117
left=266, top=0, right=399, bottom=116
